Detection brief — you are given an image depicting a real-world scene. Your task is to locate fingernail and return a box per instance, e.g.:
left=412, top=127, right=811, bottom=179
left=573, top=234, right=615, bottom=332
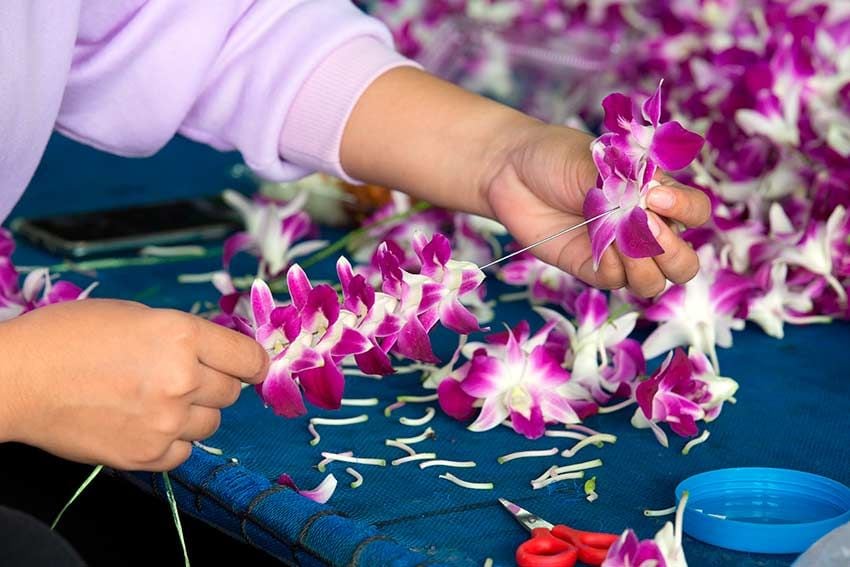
left=649, top=214, right=663, bottom=237
left=648, top=187, right=675, bottom=209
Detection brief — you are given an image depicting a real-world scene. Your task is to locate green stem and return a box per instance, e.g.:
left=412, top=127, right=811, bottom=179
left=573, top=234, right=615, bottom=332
left=45, top=247, right=222, bottom=275
left=163, top=472, right=191, bottom=567
left=51, top=465, right=103, bottom=530
left=300, top=201, right=433, bottom=269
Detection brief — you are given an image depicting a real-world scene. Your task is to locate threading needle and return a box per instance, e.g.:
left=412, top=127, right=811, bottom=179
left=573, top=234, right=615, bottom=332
left=479, top=206, right=621, bottom=271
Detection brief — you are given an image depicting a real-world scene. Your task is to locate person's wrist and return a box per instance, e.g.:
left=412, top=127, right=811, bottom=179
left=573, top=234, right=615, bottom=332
left=475, top=116, right=546, bottom=218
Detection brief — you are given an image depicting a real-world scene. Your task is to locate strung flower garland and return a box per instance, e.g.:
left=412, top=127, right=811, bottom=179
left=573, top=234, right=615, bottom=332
left=219, top=231, right=486, bottom=418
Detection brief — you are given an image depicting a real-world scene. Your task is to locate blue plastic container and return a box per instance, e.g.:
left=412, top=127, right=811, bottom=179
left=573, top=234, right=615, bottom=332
left=675, top=468, right=850, bottom=554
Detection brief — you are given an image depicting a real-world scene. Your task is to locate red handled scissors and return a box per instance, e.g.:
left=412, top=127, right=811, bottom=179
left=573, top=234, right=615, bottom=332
left=499, top=498, right=619, bottom=567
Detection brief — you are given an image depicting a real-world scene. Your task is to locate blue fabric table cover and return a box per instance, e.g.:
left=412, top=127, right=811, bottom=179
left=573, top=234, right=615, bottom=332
left=8, top=136, right=850, bottom=566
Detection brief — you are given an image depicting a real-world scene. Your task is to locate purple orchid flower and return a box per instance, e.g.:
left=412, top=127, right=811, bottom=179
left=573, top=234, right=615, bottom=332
left=412, top=232, right=486, bottom=335
left=222, top=190, right=327, bottom=278
left=632, top=348, right=707, bottom=446
left=747, top=261, right=831, bottom=338
left=631, top=347, right=737, bottom=447
left=375, top=232, right=485, bottom=363
left=499, top=252, right=588, bottom=313
left=0, top=238, right=97, bottom=321
left=584, top=146, right=664, bottom=269
left=642, top=245, right=757, bottom=372
left=443, top=325, right=579, bottom=439
left=603, top=490, right=689, bottom=567
left=336, top=256, right=401, bottom=375
left=602, top=529, right=667, bottom=567
left=249, top=272, right=372, bottom=417
left=534, top=288, right=644, bottom=405
left=601, top=80, right=705, bottom=171
left=585, top=81, right=704, bottom=268
left=777, top=205, right=849, bottom=305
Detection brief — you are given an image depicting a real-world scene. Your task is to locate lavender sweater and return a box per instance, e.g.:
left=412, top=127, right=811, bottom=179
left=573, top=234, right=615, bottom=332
left=0, top=0, right=412, bottom=222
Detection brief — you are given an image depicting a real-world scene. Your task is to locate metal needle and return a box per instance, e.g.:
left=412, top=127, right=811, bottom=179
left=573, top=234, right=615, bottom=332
left=479, top=206, right=621, bottom=270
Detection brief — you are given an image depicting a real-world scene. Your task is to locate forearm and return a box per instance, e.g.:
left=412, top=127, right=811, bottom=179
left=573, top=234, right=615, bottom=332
left=0, top=320, right=29, bottom=443
left=340, top=67, right=541, bottom=218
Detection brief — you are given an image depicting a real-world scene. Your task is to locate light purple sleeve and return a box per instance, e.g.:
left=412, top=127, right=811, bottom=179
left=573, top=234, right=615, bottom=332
left=57, top=0, right=416, bottom=182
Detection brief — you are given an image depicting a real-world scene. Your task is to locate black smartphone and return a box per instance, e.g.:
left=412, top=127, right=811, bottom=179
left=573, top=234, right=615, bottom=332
left=10, top=194, right=241, bottom=258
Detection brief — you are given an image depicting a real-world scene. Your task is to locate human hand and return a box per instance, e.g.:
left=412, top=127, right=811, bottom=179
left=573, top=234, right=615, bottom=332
left=482, top=123, right=711, bottom=296
left=0, top=299, right=268, bottom=471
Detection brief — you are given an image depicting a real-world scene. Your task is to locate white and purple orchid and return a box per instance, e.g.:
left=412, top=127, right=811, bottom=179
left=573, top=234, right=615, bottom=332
left=642, top=245, right=755, bottom=372
left=603, top=491, right=690, bottom=567
left=0, top=229, right=97, bottom=321
left=631, top=348, right=737, bottom=447
left=440, top=324, right=580, bottom=439
left=499, top=252, right=588, bottom=313
left=222, top=189, right=327, bottom=278
left=534, top=288, right=644, bottom=406
left=747, top=261, right=831, bottom=338
left=376, top=233, right=485, bottom=363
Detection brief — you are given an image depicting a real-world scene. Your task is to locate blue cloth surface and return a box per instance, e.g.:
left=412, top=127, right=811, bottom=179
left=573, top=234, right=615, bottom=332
left=7, top=135, right=850, bottom=566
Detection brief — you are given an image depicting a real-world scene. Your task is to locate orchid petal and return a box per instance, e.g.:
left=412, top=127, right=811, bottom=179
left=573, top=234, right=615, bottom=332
left=250, top=279, right=275, bottom=328
left=584, top=193, right=619, bottom=270
left=298, top=357, right=345, bottom=410
left=461, top=354, right=506, bottom=398
left=259, top=365, right=306, bottom=418
left=297, top=474, right=337, bottom=504
left=616, top=207, right=664, bottom=258
left=642, top=80, right=663, bottom=126
left=395, top=315, right=439, bottom=364
left=286, top=264, right=312, bottom=310
left=650, top=121, right=704, bottom=170
left=510, top=405, right=546, bottom=439
left=468, top=396, right=509, bottom=432
left=222, top=232, right=254, bottom=268
left=438, top=377, right=478, bottom=420
left=602, top=93, right=634, bottom=134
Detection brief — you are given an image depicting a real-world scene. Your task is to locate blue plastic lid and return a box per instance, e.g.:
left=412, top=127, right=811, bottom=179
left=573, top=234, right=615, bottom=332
left=675, top=468, right=850, bottom=554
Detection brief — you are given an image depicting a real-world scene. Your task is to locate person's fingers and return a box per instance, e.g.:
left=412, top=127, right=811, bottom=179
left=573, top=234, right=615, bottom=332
left=620, top=251, right=667, bottom=298
left=647, top=212, right=700, bottom=284
left=568, top=239, right=627, bottom=290
left=144, top=441, right=193, bottom=472
left=191, top=365, right=243, bottom=409
left=646, top=176, right=711, bottom=228
left=194, top=317, right=269, bottom=384
left=179, top=406, right=222, bottom=442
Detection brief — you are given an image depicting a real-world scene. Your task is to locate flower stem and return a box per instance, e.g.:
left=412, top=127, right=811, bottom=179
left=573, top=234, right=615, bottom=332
left=682, top=430, right=710, bottom=455
left=46, top=247, right=222, bottom=274
left=596, top=398, right=636, bottom=414
left=163, top=472, right=190, bottom=567
left=301, top=201, right=433, bottom=269
left=51, top=465, right=104, bottom=530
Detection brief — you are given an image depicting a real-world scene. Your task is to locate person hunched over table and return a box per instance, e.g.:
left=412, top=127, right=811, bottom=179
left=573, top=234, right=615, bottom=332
left=0, top=2, right=710, bottom=564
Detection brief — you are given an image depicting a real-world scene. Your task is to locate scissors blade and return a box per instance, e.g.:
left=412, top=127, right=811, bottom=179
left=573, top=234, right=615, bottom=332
left=479, top=206, right=621, bottom=271
left=499, top=498, right=554, bottom=533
